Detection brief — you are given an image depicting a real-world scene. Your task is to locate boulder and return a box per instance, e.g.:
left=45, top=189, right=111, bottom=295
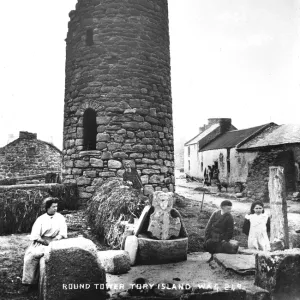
left=39, top=237, right=106, bottom=300
left=97, top=250, right=131, bottom=274
left=255, top=248, right=300, bottom=297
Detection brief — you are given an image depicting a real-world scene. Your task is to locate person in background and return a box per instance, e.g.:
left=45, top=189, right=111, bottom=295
left=22, top=197, right=67, bottom=289
left=242, top=200, right=270, bottom=251
left=123, top=161, right=143, bottom=191
left=204, top=200, right=239, bottom=254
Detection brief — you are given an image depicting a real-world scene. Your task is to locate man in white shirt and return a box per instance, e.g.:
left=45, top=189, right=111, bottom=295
left=22, top=197, right=67, bottom=287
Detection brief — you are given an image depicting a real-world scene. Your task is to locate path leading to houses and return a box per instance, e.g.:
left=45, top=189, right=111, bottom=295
left=175, top=177, right=300, bottom=233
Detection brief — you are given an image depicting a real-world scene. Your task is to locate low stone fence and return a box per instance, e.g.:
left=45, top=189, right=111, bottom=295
left=0, top=172, right=61, bottom=186
left=0, top=183, right=78, bottom=235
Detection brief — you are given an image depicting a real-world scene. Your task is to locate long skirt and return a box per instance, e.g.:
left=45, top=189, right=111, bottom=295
left=22, top=242, right=47, bottom=285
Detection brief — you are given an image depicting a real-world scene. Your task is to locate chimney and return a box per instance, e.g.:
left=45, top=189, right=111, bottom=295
left=207, top=118, right=232, bottom=133
left=199, top=125, right=206, bottom=133
left=19, top=131, right=37, bottom=140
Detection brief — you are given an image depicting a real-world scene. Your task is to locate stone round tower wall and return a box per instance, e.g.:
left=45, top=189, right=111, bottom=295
left=63, top=0, right=174, bottom=203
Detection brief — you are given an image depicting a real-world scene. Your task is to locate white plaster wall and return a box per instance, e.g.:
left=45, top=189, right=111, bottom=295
left=202, top=149, right=228, bottom=182
left=186, top=146, right=259, bottom=184
left=184, top=143, right=202, bottom=178
left=229, top=149, right=258, bottom=184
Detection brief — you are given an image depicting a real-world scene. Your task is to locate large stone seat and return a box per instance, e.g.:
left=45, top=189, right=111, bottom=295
left=255, top=248, right=300, bottom=298
left=136, top=236, right=188, bottom=265
left=39, top=237, right=106, bottom=300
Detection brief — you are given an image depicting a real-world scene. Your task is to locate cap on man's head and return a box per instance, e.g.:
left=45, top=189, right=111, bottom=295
left=220, top=200, right=232, bottom=207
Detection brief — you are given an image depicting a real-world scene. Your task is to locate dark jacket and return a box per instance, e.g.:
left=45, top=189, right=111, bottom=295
left=205, top=210, right=234, bottom=242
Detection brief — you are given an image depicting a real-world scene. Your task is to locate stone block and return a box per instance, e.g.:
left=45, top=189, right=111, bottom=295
left=76, top=177, right=92, bottom=186
left=107, top=143, right=121, bottom=151
left=122, top=122, right=140, bottom=130
left=142, top=158, right=155, bottom=164
left=96, top=116, right=111, bottom=125
left=108, top=160, right=122, bottom=169
left=255, top=249, right=300, bottom=296
left=101, top=151, right=112, bottom=160
left=144, top=185, right=154, bottom=195
left=96, top=142, right=107, bottom=150
left=96, top=133, right=110, bottom=142
left=149, top=175, right=164, bottom=184
left=63, top=160, right=73, bottom=168
left=97, top=250, right=131, bottom=274
left=92, top=178, right=104, bottom=186
left=141, top=175, right=149, bottom=184
left=99, top=172, right=115, bottom=177
left=39, top=237, right=106, bottom=300
left=83, top=171, right=97, bottom=178
left=113, top=152, right=128, bottom=159
left=142, top=169, right=160, bottom=175
left=90, top=158, right=103, bottom=167
left=75, top=139, right=83, bottom=146
left=74, top=160, right=90, bottom=168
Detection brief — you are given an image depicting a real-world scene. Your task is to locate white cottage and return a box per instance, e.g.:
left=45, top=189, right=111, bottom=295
left=184, top=118, right=236, bottom=178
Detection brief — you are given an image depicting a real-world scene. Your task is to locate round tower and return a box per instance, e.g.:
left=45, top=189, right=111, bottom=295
left=63, top=0, right=174, bottom=203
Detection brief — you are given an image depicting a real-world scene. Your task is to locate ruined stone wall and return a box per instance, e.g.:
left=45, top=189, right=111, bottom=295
left=0, top=133, right=62, bottom=179
left=245, top=149, right=296, bottom=202
left=229, top=149, right=258, bottom=184
left=63, top=0, right=173, bottom=202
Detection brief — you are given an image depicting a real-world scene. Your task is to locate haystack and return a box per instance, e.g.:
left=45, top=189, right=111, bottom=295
left=86, top=178, right=149, bottom=249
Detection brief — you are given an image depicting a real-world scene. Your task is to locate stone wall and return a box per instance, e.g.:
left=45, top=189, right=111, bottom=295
left=229, top=149, right=258, bottom=184
left=0, top=132, right=62, bottom=179
left=245, top=149, right=296, bottom=202
left=63, top=0, right=173, bottom=203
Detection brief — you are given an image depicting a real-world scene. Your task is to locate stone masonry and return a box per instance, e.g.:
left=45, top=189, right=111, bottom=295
left=245, top=149, right=296, bottom=202
left=63, top=0, right=174, bottom=203
left=0, top=132, right=62, bottom=179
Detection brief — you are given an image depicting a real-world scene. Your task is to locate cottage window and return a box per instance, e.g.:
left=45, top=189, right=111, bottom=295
left=83, top=108, right=97, bottom=150
left=201, top=162, right=203, bottom=172
left=86, top=28, right=94, bottom=46
left=188, top=160, right=190, bottom=170
left=188, top=146, right=190, bottom=157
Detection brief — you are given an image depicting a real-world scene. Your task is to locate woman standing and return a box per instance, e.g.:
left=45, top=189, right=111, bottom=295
left=22, top=197, right=67, bottom=287
left=243, top=201, right=270, bottom=251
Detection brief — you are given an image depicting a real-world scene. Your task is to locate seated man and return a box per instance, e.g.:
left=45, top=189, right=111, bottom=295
left=22, top=197, right=67, bottom=289
left=204, top=200, right=239, bottom=254
left=123, top=161, right=143, bottom=191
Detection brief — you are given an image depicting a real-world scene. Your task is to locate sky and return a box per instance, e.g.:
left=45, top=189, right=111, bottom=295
left=1, top=0, right=300, bottom=150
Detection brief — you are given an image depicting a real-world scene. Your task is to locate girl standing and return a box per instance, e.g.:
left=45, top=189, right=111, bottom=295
left=242, top=201, right=270, bottom=251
